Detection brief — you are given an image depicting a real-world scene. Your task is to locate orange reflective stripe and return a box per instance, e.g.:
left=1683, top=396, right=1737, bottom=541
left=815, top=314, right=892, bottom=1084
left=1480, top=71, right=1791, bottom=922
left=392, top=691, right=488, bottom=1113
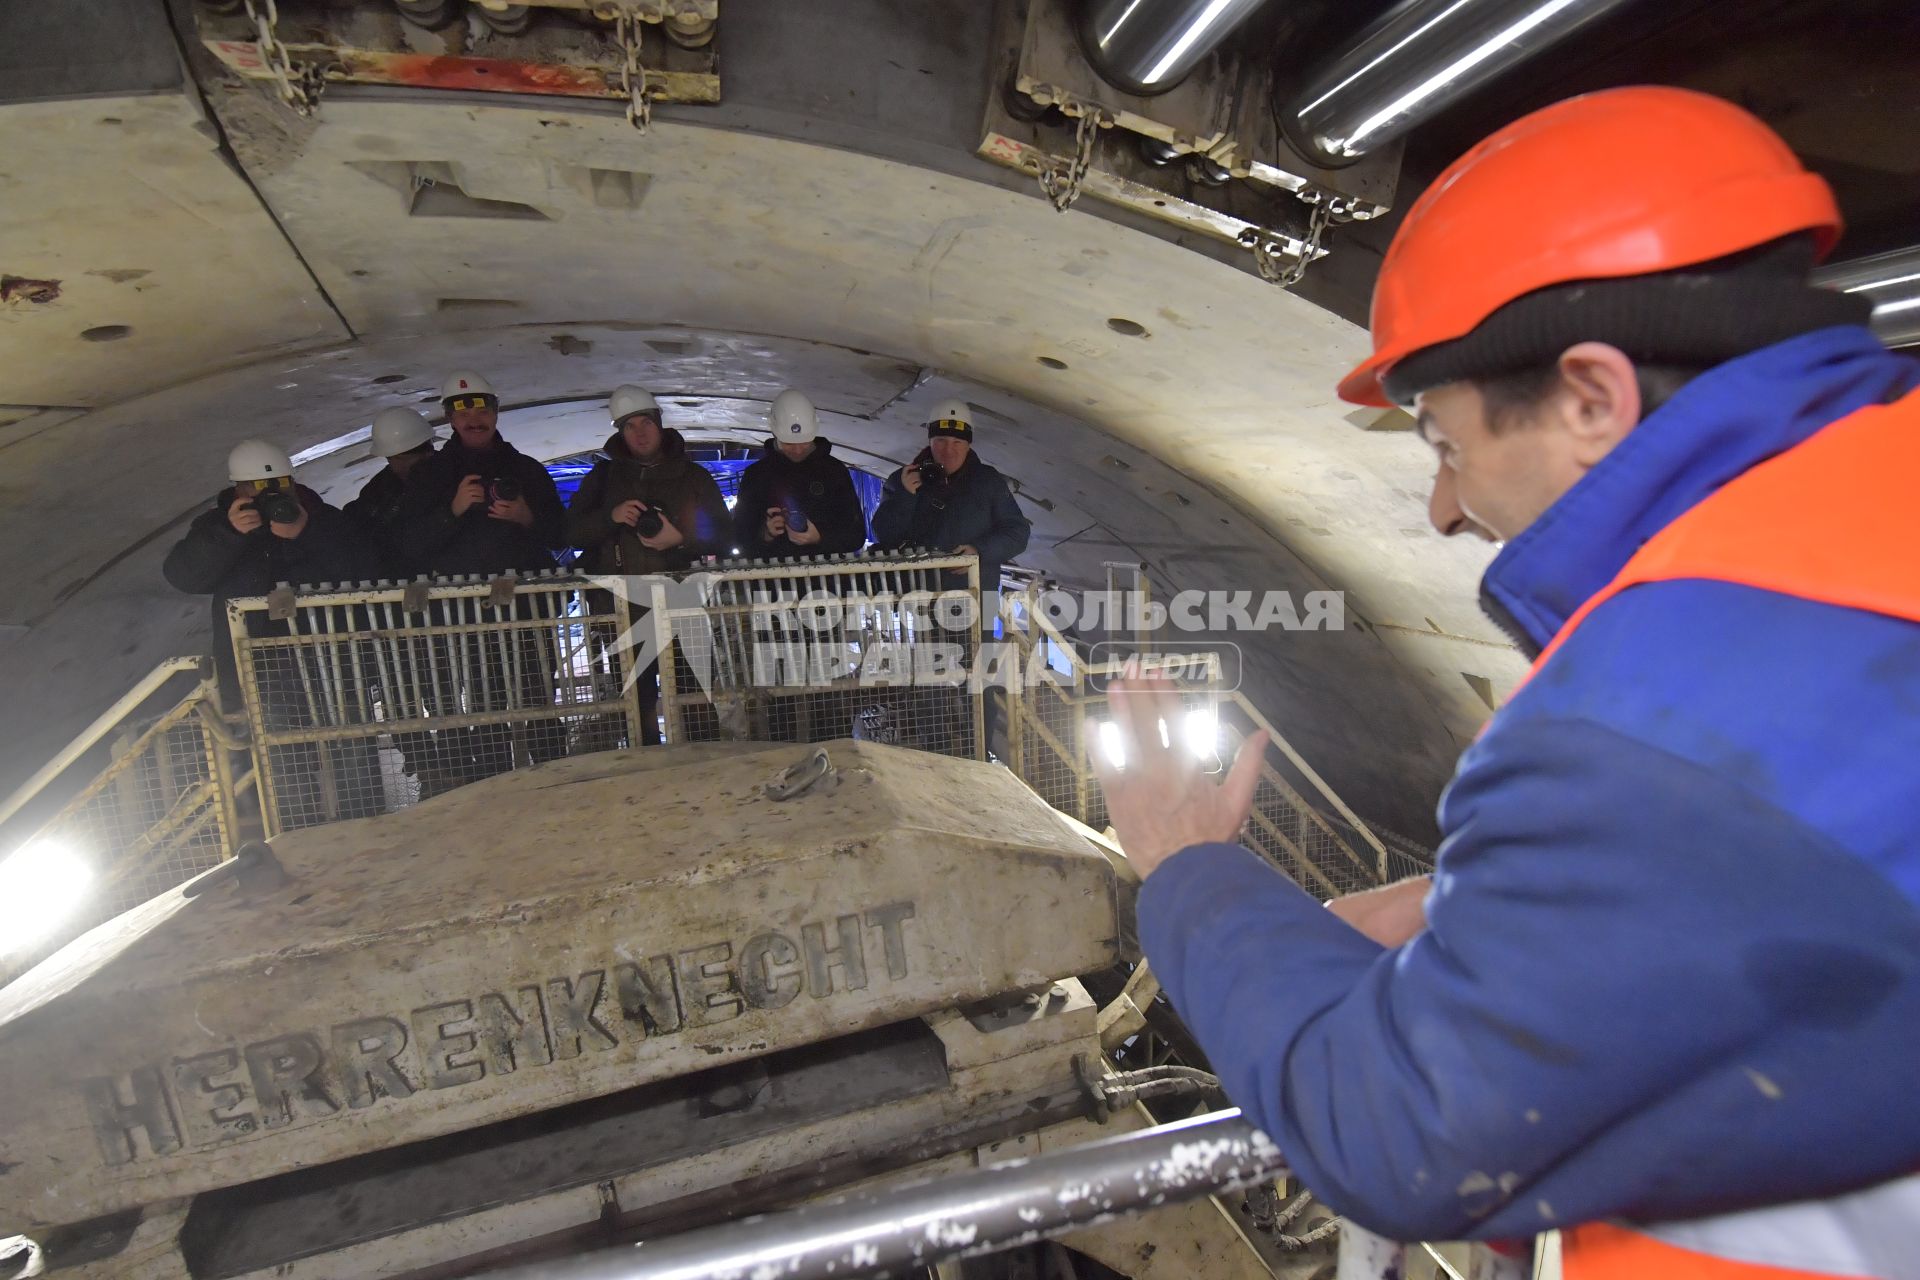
left=1517, top=389, right=1920, bottom=695
left=1565, top=1223, right=1873, bottom=1280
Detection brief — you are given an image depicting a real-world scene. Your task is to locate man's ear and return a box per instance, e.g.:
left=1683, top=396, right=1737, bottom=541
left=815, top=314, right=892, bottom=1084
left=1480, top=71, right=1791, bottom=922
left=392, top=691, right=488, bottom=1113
left=1555, top=342, right=1642, bottom=467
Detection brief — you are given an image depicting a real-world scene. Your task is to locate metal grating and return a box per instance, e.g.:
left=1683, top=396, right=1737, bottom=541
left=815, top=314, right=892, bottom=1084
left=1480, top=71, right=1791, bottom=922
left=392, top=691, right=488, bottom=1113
left=660, top=553, right=985, bottom=762
left=229, top=575, right=643, bottom=834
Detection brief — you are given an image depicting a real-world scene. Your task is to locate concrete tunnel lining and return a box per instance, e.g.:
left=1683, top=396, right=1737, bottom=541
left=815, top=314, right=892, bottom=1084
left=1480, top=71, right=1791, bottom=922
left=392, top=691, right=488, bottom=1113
left=0, top=9, right=1523, bottom=843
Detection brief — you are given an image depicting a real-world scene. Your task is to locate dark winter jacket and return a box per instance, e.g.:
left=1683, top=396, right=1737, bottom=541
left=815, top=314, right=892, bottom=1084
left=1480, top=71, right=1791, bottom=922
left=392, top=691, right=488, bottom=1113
left=163, top=485, right=383, bottom=695
left=395, top=436, right=566, bottom=577
left=567, top=427, right=732, bottom=575
left=342, top=465, right=415, bottom=575
left=732, top=437, right=867, bottom=557
left=872, top=449, right=1030, bottom=591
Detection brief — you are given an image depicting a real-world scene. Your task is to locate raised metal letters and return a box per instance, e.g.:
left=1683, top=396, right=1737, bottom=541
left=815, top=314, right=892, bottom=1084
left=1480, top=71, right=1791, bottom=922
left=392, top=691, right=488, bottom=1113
left=84, top=901, right=917, bottom=1166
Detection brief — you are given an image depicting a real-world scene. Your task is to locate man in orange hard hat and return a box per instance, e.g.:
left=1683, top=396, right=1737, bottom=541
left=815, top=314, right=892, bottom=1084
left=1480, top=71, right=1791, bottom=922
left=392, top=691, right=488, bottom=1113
left=1097, top=86, right=1920, bottom=1277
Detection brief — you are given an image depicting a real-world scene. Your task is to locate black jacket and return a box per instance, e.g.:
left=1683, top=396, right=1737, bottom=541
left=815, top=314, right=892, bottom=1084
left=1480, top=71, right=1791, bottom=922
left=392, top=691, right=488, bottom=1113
left=872, top=449, right=1031, bottom=590
left=732, top=437, right=867, bottom=557
left=396, top=436, right=566, bottom=577
left=342, top=465, right=414, bottom=575
left=567, top=427, right=732, bottom=574
left=163, top=485, right=383, bottom=694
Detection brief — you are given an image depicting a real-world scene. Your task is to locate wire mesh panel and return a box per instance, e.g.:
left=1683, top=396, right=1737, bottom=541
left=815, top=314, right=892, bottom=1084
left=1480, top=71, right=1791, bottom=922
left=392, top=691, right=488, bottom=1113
left=1012, top=675, right=1091, bottom=824
left=0, top=687, right=238, bottom=986
left=659, top=552, right=986, bottom=761
left=229, top=573, right=644, bottom=834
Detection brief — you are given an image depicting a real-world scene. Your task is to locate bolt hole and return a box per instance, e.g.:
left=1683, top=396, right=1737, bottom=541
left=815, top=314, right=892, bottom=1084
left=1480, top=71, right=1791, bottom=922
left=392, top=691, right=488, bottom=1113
left=1037, top=356, right=1068, bottom=370
left=80, top=324, right=132, bottom=342
left=1106, top=317, right=1148, bottom=338
left=372, top=373, right=405, bottom=384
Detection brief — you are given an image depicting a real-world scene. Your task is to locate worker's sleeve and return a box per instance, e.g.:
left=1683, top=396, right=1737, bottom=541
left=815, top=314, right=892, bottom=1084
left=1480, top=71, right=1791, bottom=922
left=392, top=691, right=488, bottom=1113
left=1138, top=714, right=1918, bottom=1242
left=339, top=482, right=376, bottom=533
left=870, top=469, right=915, bottom=549
left=162, top=506, right=249, bottom=594
left=283, top=507, right=384, bottom=585
left=815, top=463, right=869, bottom=555
left=396, top=463, right=462, bottom=564
left=687, top=469, right=734, bottom=559
left=523, top=460, right=567, bottom=553
left=564, top=463, right=617, bottom=551
left=969, top=472, right=1031, bottom=568
left=732, top=465, right=773, bottom=555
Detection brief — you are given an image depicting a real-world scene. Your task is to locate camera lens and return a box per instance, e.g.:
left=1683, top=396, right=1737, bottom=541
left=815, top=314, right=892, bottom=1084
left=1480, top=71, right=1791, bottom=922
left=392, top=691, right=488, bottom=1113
left=490, top=477, right=521, bottom=504
left=257, top=490, right=301, bottom=524
left=636, top=505, right=665, bottom=537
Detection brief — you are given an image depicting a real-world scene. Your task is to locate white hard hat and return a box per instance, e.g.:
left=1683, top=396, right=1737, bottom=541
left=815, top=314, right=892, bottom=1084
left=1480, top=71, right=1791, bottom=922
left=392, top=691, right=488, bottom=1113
left=610, top=384, right=661, bottom=424
left=228, top=439, right=294, bottom=483
left=925, top=397, right=974, bottom=430
left=369, top=406, right=434, bottom=458
left=770, top=388, right=818, bottom=443
left=439, top=369, right=496, bottom=402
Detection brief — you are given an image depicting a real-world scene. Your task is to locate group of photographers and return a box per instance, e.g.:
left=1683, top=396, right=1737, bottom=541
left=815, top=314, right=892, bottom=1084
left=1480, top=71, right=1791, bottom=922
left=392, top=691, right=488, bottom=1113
left=164, top=369, right=1032, bottom=797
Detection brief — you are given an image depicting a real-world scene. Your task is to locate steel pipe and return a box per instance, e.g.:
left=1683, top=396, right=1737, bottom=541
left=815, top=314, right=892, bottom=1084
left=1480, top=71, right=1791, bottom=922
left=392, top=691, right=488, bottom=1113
left=485, top=1109, right=1286, bottom=1280
left=1813, top=245, right=1920, bottom=350
left=1282, top=0, right=1642, bottom=167
left=1077, top=0, right=1274, bottom=96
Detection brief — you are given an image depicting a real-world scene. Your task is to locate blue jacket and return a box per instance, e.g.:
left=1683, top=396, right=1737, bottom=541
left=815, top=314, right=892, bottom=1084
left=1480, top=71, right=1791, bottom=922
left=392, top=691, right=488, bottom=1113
left=1139, top=327, right=1920, bottom=1241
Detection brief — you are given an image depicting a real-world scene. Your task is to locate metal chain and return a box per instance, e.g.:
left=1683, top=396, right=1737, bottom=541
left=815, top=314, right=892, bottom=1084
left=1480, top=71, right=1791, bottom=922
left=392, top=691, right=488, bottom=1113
left=614, top=11, right=652, bottom=134
left=1038, top=109, right=1102, bottom=212
left=1241, top=198, right=1333, bottom=288
left=241, top=0, right=322, bottom=117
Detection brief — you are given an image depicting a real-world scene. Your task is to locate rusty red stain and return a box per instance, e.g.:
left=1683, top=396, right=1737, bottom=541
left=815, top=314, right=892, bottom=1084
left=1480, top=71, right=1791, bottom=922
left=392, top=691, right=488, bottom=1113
left=208, top=40, right=267, bottom=72
left=342, top=52, right=614, bottom=99
left=0, top=276, right=61, bottom=305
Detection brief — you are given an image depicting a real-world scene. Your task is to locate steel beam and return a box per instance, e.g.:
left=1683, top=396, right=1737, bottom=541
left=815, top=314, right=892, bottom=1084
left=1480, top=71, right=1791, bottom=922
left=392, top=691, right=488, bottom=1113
left=484, top=1108, right=1286, bottom=1280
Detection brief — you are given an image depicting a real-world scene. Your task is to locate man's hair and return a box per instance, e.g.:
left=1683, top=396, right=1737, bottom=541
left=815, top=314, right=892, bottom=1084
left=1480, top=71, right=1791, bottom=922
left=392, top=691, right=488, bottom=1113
left=1475, top=362, right=1706, bottom=434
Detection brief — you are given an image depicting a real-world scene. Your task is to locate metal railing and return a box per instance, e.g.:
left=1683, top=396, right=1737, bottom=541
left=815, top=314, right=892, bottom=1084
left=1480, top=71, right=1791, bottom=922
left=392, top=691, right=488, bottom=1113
left=0, top=658, right=249, bottom=985
left=656, top=550, right=985, bottom=760
left=226, top=569, right=648, bottom=833
left=220, top=555, right=985, bottom=836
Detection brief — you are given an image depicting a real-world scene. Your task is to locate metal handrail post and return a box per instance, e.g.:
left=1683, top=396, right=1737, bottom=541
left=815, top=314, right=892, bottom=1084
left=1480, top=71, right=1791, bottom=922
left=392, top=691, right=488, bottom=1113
left=0, top=656, right=206, bottom=833
left=968, top=556, right=986, bottom=760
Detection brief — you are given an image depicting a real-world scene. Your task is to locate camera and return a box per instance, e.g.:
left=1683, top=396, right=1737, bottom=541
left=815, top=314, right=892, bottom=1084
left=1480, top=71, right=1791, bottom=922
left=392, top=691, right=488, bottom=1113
left=784, top=505, right=810, bottom=534
left=488, top=477, right=522, bottom=505
left=634, top=504, right=665, bottom=538
left=912, top=459, right=946, bottom=488
left=250, top=488, right=302, bottom=525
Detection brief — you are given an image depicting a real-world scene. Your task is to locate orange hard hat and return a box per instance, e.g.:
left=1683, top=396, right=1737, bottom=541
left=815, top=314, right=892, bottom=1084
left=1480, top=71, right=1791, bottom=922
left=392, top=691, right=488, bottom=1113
left=1338, top=86, right=1844, bottom=407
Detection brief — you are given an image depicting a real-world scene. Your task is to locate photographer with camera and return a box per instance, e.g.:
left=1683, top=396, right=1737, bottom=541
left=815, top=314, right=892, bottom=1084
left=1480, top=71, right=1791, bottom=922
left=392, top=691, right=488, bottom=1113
left=395, top=371, right=569, bottom=788
left=873, top=397, right=1030, bottom=594
left=873, top=398, right=1031, bottom=760
left=163, top=440, right=385, bottom=821
left=344, top=405, right=437, bottom=574
left=568, top=385, right=730, bottom=747
left=732, top=389, right=868, bottom=558
left=567, top=385, right=730, bottom=575
left=396, top=370, right=566, bottom=577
